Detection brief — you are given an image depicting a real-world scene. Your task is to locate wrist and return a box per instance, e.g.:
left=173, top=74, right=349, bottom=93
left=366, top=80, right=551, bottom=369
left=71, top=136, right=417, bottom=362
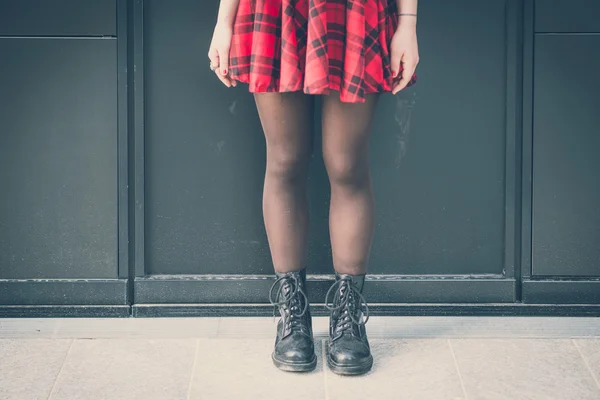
left=397, top=14, right=417, bottom=22
left=396, top=18, right=417, bottom=32
left=217, top=12, right=234, bottom=22
left=215, top=19, right=233, bottom=30
left=216, top=11, right=236, bottom=28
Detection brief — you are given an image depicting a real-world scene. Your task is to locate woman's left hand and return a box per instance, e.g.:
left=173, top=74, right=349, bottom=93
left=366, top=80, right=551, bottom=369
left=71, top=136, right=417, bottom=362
left=390, top=19, right=419, bottom=94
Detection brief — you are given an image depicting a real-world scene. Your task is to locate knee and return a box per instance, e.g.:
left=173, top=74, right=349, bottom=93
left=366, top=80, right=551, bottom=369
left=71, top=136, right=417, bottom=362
left=266, top=148, right=310, bottom=183
left=324, top=153, right=369, bottom=189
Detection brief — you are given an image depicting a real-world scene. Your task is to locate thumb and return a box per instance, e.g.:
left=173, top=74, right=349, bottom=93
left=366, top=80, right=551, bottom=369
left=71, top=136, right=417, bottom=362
left=218, top=46, right=230, bottom=76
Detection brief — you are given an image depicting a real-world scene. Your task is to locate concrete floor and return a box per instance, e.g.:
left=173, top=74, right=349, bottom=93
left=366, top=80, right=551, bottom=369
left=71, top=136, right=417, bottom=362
left=1, top=316, right=600, bottom=400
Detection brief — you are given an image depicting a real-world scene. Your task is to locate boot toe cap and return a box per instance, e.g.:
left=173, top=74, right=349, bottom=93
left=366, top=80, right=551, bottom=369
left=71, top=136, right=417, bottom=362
left=329, top=338, right=371, bottom=366
left=279, top=348, right=312, bottom=363
left=274, top=333, right=315, bottom=363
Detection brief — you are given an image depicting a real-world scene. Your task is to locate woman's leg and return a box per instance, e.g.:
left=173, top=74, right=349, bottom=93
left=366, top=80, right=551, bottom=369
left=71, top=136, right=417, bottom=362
left=321, top=93, right=380, bottom=276
left=321, top=92, right=380, bottom=376
left=255, top=91, right=317, bottom=372
left=254, top=92, right=315, bottom=274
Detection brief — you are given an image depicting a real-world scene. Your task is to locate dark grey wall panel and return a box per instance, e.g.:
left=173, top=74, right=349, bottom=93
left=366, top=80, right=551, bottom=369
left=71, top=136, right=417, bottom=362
left=532, top=35, right=600, bottom=277
left=0, top=38, right=118, bottom=279
left=144, top=0, right=273, bottom=276
left=535, top=0, right=600, bottom=33
left=0, top=0, right=116, bottom=36
left=368, top=0, right=509, bottom=275
left=144, top=0, right=510, bottom=277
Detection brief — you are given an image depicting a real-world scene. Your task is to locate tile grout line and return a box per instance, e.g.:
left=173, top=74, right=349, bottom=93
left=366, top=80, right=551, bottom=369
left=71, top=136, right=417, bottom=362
left=572, top=339, right=600, bottom=392
left=322, top=339, right=330, bottom=400
left=447, top=339, right=468, bottom=400
left=186, top=338, right=201, bottom=400
left=46, top=338, right=74, bottom=400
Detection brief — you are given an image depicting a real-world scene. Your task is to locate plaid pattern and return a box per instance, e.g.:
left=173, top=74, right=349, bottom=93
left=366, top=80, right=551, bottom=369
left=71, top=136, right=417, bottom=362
left=229, top=0, right=417, bottom=103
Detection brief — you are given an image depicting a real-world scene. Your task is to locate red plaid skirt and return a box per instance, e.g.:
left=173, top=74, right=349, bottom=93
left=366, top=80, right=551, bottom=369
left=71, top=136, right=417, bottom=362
left=228, top=0, right=417, bottom=103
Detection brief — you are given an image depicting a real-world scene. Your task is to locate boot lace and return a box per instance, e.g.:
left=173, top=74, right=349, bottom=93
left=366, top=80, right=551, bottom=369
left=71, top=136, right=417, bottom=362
left=268, top=274, right=308, bottom=333
left=324, top=276, right=369, bottom=337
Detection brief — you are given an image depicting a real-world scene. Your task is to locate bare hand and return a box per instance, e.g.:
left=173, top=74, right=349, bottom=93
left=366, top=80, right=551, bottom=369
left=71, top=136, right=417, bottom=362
left=208, top=22, right=237, bottom=88
left=390, top=23, right=419, bottom=94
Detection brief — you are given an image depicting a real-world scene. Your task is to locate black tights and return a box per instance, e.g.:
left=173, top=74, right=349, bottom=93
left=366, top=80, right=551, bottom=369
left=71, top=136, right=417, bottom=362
left=254, top=91, right=379, bottom=276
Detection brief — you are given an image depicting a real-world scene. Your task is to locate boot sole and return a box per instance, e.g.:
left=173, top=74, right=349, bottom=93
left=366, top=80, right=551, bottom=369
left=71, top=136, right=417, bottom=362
left=272, top=352, right=317, bottom=372
left=327, top=354, right=373, bottom=376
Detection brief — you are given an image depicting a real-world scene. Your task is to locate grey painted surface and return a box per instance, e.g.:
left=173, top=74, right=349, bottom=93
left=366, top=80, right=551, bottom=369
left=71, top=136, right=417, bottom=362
left=523, top=280, right=600, bottom=304
left=532, top=34, right=600, bottom=277
left=369, top=0, right=508, bottom=276
left=0, top=38, right=118, bottom=279
left=535, top=0, right=600, bottom=33
left=0, top=280, right=127, bottom=305
left=1, top=0, right=599, bottom=309
left=0, top=0, right=116, bottom=36
left=144, top=0, right=509, bottom=277
left=134, top=276, right=514, bottom=304
left=143, top=0, right=271, bottom=276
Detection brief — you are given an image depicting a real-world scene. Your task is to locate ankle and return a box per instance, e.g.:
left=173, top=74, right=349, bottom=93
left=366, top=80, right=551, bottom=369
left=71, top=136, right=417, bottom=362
left=274, top=267, right=307, bottom=276
left=333, top=266, right=367, bottom=276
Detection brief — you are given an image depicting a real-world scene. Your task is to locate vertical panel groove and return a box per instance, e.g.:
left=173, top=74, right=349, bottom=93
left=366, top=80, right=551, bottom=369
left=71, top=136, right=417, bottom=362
left=504, top=0, right=525, bottom=300
left=520, top=0, right=535, bottom=281
left=129, top=0, right=146, bottom=303
left=117, top=0, right=130, bottom=288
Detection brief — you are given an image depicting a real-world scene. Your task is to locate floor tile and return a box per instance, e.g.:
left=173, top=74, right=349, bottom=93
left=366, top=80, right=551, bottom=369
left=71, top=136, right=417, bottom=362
left=0, top=318, right=58, bottom=338
left=383, top=316, right=459, bottom=338
left=0, top=339, right=72, bottom=400
left=54, top=317, right=220, bottom=338
left=188, top=338, right=325, bottom=400
left=451, top=338, right=600, bottom=400
left=126, top=317, right=219, bottom=338
left=573, top=338, right=600, bottom=389
left=52, top=318, right=136, bottom=338
left=325, top=339, right=465, bottom=400
left=217, top=316, right=386, bottom=339
left=382, top=316, right=600, bottom=339
left=4, top=316, right=598, bottom=340
left=216, top=317, right=282, bottom=338
left=49, top=338, right=196, bottom=400
left=3, top=317, right=600, bottom=400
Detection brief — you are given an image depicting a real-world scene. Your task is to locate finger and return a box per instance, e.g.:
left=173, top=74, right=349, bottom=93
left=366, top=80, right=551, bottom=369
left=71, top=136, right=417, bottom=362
left=390, top=50, right=402, bottom=79
left=208, top=47, right=220, bottom=70
left=218, top=46, right=230, bottom=77
left=215, top=70, right=231, bottom=87
left=392, top=62, right=416, bottom=94
left=218, top=67, right=235, bottom=87
left=392, top=76, right=408, bottom=94
left=215, top=69, right=231, bottom=88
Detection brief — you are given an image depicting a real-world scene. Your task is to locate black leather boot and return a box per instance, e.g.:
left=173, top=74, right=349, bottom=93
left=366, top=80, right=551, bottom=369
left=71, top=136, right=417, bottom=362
left=268, top=268, right=317, bottom=372
left=325, top=272, right=372, bottom=375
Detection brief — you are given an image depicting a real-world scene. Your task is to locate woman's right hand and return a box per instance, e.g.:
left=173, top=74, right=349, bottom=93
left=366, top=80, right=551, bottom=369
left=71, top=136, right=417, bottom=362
left=208, top=22, right=237, bottom=88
